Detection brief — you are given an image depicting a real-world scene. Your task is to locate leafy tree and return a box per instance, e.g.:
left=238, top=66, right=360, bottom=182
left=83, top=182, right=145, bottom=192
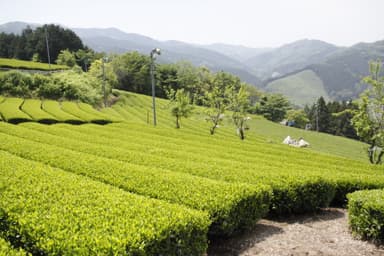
left=88, top=58, right=118, bottom=105
left=56, top=49, right=77, bottom=67
left=111, top=52, right=151, bottom=94
left=253, top=93, right=291, bottom=122
left=305, top=96, right=331, bottom=132
left=169, top=89, right=194, bottom=128
left=352, top=60, right=384, bottom=164
left=75, top=48, right=97, bottom=72
left=327, top=100, right=358, bottom=139
left=285, top=109, right=309, bottom=129
left=157, top=63, right=180, bottom=99
left=33, top=24, right=84, bottom=63
left=0, top=25, right=85, bottom=64
left=203, top=71, right=240, bottom=135
left=227, top=84, right=250, bottom=140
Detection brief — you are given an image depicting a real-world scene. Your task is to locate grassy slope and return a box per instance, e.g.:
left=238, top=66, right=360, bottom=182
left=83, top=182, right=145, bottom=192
left=0, top=90, right=380, bottom=253
left=113, top=90, right=368, bottom=163
left=0, top=58, right=68, bottom=71
left=265, top=70, right=330, bottom=107
left=248, top=115, right=368, bottom=162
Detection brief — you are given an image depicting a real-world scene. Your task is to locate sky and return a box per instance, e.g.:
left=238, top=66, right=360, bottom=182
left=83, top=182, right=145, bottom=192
left=0, top=0, right=383, bottom=48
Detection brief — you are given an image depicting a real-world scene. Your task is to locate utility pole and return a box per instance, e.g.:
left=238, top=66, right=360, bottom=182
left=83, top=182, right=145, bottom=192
left=45, top=27, right=51, bottom=70
left=316, top=102, right=319, bottom=132
left=102, top=57, right=107, bottom=107
left=150, top=48, right=161, bottom=126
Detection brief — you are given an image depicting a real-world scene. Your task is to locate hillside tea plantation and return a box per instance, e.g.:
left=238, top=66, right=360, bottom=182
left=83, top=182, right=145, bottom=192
left=1, top=90, right=384, bottom=254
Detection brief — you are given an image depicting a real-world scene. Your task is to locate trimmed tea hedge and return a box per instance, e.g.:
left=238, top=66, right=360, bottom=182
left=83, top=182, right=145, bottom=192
left=0, top=58, right=68, bottom=71
left=0, top=150, right=210, bottom=255
left=20, top=122, right=384, bottom=215
left=61, top=101, right=111, bottom=124
left=41, top=100, right=84, bottom=124
left=0, top=128, right=272, bottom=236
left=21, top=99, right=57, bottom=124
left=78, top=102, right=122, bottom=122
left=0, top=238, right=27, bottom=256
left=0, top=98, right=32, bottom=123
left=348, top=189, right=384, bottom=242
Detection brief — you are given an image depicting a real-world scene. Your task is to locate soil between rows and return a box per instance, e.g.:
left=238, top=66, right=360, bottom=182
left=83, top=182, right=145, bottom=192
left=208, top=208, right=384, bottom=256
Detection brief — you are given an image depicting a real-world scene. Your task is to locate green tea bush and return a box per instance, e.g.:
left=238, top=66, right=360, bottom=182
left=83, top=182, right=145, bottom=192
left=22, top=121, right=380, bottom=216
left=0, top=128, right=272, bottom=236
left=0, top=238, right=27, bottom=256
left=348, top=189, right=384, bottom=242
left=21, top=99, right=57, bottom=124
left=61, top=101, right=111, bottom=124
left=0, top=58, right=68, bottom=71
left=0, top=98, right=32, bottom=123
left=41, top=100, right=84, bottom=124
left=0, top=150, right=210, bottom=255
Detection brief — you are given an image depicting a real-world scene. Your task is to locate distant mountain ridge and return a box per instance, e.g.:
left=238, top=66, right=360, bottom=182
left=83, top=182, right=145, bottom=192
left=1, top=21, right=383, bottom=106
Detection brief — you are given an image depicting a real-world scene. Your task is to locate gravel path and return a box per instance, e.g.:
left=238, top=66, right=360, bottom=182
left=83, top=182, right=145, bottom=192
left=208, top=208, right=384, bottom=256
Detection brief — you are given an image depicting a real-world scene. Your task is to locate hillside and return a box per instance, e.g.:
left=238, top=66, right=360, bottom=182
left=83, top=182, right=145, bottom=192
left=246, top=39, right=340, bottom=79
left=265, top=40, right=384, bottom=103
left=1, top=91, right=383, bottom=254
left=2, top=21, right=384, bottom=107
left=265, top=70, right=330, bottom=106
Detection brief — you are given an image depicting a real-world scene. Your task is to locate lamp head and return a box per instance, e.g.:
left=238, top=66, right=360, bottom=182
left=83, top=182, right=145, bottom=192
left=151, top=48, right=161, bottom=58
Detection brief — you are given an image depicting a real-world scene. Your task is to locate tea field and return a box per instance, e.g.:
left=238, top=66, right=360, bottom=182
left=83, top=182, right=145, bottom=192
left=0, top=91, right=383, bottom=255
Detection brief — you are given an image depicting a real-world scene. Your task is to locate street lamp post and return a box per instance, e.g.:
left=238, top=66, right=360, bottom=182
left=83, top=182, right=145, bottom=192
left=102, top=57, right=108, bottom=107
left=45, top=27, right=51, bottom=70
left=150, top=48, right=161, bottom=126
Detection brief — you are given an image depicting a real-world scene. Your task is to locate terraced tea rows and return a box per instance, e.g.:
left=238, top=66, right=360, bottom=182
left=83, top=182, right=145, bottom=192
left=0, top=97, right=117, bottom=124
left=1, top=90, right=384, bottom=254
left=0, top=124, right=271, bottom=236
left=0, top=151, right=209, bottom=255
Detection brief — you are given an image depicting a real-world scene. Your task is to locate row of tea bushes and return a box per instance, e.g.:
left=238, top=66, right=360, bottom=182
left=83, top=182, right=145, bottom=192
left=0, top=150, right=210, bottom=255
left=21, top=122, right=384, bottom=214
left=0, top=126, right=272, bottom=236
left=0, top=238, right=27, bottom=256
left=348, top=189, right=384, bottom=242
left=0, top=97, right=120, bottom=124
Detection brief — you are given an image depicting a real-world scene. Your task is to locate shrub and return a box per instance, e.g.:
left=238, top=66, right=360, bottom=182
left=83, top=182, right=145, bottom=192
left=0, top=71, right=32, bottom=97
left=0, top=98, right=32, bottom=124
left=0, top=150, right=210, bottom=255
left=0, top=238, right=27, bottom=256
left=0, top=126, right=272, bottom=237
left=21, top=99, right=57, bottom=124
left=348, top=189, right=384, bottom=242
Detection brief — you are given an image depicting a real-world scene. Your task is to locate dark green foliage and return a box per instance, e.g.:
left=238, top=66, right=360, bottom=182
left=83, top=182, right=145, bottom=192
left=0, top=70, right=102, bottom=105
left=348, top=189, right=384, bottom=242
left=327, top=100, right=358, bottom=139
left=269, top=176, right=335, bottom=215
left=111, top=51, right=152, bottom=94
left=252, top=93, right=291, bottom=122
left=0, top=24, right=84, bottom=63
left=0, top=71, right=33, bottom=97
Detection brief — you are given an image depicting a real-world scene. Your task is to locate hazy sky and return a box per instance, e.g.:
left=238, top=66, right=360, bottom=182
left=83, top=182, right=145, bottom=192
left=0, top=0, right=383, bottom=48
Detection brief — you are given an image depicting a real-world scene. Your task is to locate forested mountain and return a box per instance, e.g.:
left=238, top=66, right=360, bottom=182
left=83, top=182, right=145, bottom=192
left=1, top=21, right=383, bottom=106
left=74, top=28, right=262, bottom=85
left=246, top=39, right=340, bottom=79
left=265, top=40, right=384, bottom=105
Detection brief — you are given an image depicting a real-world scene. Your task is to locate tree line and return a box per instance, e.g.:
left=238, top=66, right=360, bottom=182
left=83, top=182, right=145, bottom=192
left=0, top=24, right=98, bottom=70
left=3, top=24, right=384, bottom=158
